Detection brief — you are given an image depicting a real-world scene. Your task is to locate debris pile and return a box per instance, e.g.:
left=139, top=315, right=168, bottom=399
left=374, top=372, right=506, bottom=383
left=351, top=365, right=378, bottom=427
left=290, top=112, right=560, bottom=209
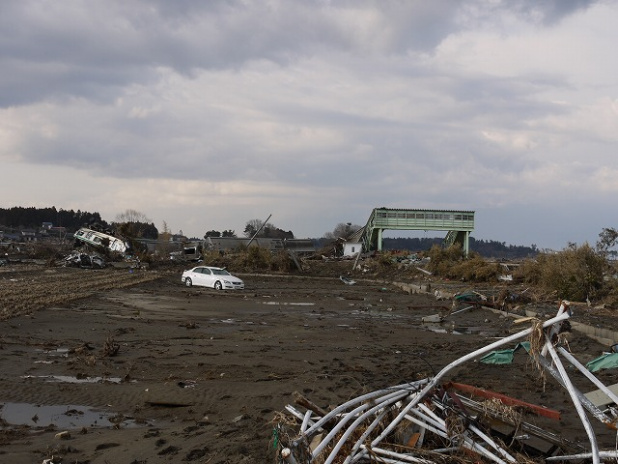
left=274, top=302, right=618, bottom=464
left=62, top=251, right=106, bottom=268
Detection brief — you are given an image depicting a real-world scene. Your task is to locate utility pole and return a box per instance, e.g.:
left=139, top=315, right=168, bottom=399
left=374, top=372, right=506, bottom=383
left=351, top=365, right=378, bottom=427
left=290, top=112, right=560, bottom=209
left=247, top=213, right=272, bottom=246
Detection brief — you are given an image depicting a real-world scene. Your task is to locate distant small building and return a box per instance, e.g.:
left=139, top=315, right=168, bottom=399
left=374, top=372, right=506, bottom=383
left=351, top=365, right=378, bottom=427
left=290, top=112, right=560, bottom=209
left=47, top=226, right=67, bottom=239
left=169, top=234, right=188, bottom=243
left=21, top=229, right=37, bottom=241
left=205, top=237, right=315, bottom=255
left=343, top=242, right=362, bottom=257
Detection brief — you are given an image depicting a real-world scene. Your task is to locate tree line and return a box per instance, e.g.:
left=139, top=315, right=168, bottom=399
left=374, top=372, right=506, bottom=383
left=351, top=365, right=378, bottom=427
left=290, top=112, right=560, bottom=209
left=0, top=206, right=106, bottom=232
left=0, top=206, right=159, bottom=240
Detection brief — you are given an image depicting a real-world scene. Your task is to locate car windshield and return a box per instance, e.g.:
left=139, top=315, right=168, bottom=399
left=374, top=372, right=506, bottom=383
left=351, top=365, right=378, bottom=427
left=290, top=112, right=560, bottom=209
left=212, top=269, right=231, bottom=276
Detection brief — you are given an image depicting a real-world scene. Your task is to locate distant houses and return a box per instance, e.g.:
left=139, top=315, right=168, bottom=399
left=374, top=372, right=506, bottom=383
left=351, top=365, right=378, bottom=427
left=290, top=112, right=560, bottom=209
left=0, top=222, right=68, bottom=245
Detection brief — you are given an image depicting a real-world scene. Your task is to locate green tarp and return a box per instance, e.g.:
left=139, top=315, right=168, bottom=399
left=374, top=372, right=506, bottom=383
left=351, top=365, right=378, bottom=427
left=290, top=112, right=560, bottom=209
left=586, top=353, right=618, bottom=372
left=480, top=342, right=531, bottom=365
left=480, top=341, right=618, bottom=373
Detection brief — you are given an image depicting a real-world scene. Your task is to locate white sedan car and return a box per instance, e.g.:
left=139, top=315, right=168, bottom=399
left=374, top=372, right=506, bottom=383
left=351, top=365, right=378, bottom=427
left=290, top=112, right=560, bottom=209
left=181, top=266, right=244, bottom=290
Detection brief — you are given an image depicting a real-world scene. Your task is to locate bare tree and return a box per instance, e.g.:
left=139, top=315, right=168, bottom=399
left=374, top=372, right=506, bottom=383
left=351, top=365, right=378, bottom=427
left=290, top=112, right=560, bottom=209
left=597, top=227, right=618, bottom=259
left=159, top=221, right=172, bottom=241
left=114, top=209, right=155, bottom=238
left=324, top=223, right=362, bottom=240
left=244, top=219, right=276, bottom=238
left=116, top=209, right=151, bottom=224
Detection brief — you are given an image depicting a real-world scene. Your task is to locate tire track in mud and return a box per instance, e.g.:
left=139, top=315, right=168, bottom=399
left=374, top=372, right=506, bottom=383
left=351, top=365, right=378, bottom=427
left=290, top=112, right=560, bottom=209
left=0, top=269, right=166, bottom=320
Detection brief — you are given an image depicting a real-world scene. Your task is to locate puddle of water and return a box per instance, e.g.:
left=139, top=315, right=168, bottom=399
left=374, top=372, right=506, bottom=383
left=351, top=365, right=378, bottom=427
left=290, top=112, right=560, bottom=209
left=422, top=323, right=464, bottom=335
left=260, top=301, right=315, bottom=306
left=457, top=326, right=501, bottom=337
left=422, top=323, right=500, bottom=337
left=0, top=402, right=140, bottom=429
left=21, top=375, right=123, bottom=384
left=36, top=348, right=70, bottom=357
left=350, top=309, right=403, bottom=317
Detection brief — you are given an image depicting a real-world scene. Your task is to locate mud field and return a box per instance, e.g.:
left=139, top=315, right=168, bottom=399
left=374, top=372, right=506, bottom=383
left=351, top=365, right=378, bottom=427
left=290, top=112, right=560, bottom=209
left=0, top=265, right=617, bottom=463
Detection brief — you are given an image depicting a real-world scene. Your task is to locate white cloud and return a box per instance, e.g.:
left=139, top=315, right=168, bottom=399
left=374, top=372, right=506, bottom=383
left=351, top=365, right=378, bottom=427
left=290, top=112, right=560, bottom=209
left=0, top=0, right=616, bottom=248
left=480, top=130, right=538, bottom=151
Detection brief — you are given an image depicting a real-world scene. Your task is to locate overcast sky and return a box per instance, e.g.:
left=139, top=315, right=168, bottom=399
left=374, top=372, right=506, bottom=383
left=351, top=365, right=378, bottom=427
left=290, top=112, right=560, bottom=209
left=1, top=0, right=616, bottom=249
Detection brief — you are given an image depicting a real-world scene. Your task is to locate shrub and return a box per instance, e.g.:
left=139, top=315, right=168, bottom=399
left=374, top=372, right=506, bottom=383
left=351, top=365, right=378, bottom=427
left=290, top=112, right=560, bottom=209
left=513, top=258, right=541, bottom=285
left=426, top=244, right=464, bottom=277
left=518, top=243, right=606, bottom=302
left=451, top=254, right=501, bottom=282
left=604, top=264, right=618, bottom=306
left=242, top=246, right=271, bottom=271
left=201, top=250, right=229, bottom=268
left=270, top=250, right=295, bottom=272
left=376, top=251, right=396, bottom=269
left=29, top=242, right=65, bottom=261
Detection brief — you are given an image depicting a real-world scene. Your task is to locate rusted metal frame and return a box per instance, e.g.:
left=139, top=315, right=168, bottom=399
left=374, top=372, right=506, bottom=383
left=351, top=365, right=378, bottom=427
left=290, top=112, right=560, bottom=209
left=445, top=382, right=561, bottom=420
left=456, top=395, right=584, bottom=454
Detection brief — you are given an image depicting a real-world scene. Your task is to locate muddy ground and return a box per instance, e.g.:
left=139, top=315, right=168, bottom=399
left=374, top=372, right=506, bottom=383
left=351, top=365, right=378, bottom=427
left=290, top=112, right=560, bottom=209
left=0, top=263, right=617, bottom=463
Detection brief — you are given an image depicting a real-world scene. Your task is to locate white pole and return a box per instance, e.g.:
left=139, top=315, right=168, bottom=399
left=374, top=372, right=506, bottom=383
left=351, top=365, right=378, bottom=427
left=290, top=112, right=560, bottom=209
left=370, top=306, right=572, bottom=447
left=545, top=340, right=600, bottom=464
left=558, top=346, right=618, bottom=409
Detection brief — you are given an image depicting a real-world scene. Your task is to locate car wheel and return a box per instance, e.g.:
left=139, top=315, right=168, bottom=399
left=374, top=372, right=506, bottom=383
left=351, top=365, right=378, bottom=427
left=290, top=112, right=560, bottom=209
left=185, top=278, right=192, bottom=287
left=214, top=281, right=223, bottom=290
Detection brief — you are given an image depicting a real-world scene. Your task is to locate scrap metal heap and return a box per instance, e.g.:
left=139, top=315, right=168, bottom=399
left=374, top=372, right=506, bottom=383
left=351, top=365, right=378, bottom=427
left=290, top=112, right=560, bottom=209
left=274, top=302, right=618, bottom=464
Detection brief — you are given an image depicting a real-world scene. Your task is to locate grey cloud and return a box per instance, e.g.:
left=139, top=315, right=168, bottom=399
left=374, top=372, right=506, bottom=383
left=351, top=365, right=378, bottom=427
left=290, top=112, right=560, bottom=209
left=515, top=0, right=599, bottom=24
left=0, top=0, right=603, bottom=108
left=0, top=0, right=465, bottom=107
left=459, top=0, right=601, bottom=26
left=0, top=60, right=146, bottom=107
left=450, top=75, right=574, bottom=124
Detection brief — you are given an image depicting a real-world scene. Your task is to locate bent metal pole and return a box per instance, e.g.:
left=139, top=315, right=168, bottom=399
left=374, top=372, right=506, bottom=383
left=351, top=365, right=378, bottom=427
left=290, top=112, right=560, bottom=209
left=545, top=340, right=600, bottom=464
left=370, top=302, right=572, bottom=448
